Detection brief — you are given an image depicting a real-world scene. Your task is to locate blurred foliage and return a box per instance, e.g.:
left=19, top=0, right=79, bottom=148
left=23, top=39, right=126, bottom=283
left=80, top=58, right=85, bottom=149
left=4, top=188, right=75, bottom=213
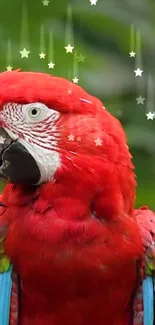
left=0, top=0, right=155, bottom=208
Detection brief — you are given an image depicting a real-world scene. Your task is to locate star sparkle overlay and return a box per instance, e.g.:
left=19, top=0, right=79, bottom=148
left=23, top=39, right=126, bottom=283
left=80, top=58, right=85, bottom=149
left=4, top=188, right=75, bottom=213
left=19, top=48, right=30, bottom=58
left=68, top=134, right=75, bottom=141
left=129, top=51, right=136, bottom=57
left=127, top=26, right=153, bottom=121
left=116, top=109, right=123, bottom=117
left=94, top=138, right=102, bottom=146
left=3, top=11, right=155, bottom=124
left=42, top=0, right=50, bottom=6
left=89, top=0, right=98, bottom=5
left=76, top=54, right=85, bottom=63
left=146, top=112, right=155, bottom=120
left=48, top=62, right=55, bottom=69
left=65, top=44, right=74, bottom=53
left=6, top=66, right=13, bottom=71
left=136, top=96, right=145, bottom=105
left=134, top=68, right=143, bottom=77
left=0, top=136, right=5, bottom=145
left=72, top=77, right=79, bottom=84
left=39, top=52, right=46, bottom=59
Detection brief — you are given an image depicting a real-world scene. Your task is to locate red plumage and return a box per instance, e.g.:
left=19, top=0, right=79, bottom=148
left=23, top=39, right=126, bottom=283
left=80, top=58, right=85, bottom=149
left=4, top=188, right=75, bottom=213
left=0, top=71, right=147, bottom=325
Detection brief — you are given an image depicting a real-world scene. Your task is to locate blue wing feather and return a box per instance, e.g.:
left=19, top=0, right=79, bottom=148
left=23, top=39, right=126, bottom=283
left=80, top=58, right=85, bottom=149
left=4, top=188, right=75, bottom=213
left=143, top=275, right=154, bottom=325
left=0, top=265, right=12, bottom=325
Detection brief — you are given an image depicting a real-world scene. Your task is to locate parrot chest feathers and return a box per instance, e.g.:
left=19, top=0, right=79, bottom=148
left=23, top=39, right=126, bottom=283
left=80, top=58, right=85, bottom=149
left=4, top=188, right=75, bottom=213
left=0, top=194, right=144, bottom=325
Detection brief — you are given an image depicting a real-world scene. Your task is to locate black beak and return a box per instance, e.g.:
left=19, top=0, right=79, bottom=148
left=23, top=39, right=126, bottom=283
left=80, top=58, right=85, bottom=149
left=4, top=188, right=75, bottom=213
left=0, top=128, right=41, bottom=185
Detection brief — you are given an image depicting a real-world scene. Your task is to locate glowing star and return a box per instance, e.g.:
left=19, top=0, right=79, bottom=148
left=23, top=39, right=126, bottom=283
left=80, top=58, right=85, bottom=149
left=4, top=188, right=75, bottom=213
left=68, top=134, right=75, bottom=141
left=39, top=52, right=46, bottom=59
left=77, top=137, right=81, bottom=141
left=0, top=136, right=5, bottom=145
left=136, top=95, right=145, bottom=104
left=134, top=68, right=143, bottom=77
left=19, top=48, right=30, bottom=58
left=129, top=51, right=136, bottom=57
left=67, top=89, right=72, bottom=94
left=48, top=62, right=55, bottom=69
left=94, top=137, right=102, bottom=146
left=90, top=0, right=98, bottom=4
left=72, top=77, right=79, bottom=84
left=65, top=44, right=74, bottom=53
left=6, top=66, right=13, bottom=71
left=42, top=0, right=50, bottom=6
left=146, top=112, right=155, bottom=120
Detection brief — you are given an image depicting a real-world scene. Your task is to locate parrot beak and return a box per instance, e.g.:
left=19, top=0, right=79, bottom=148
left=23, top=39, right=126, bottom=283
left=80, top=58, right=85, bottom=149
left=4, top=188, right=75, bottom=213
left=0, top=128, right=41, bottom=185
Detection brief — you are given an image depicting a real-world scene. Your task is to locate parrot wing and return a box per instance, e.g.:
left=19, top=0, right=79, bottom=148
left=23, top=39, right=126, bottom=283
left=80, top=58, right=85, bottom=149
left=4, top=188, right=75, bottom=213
left=136, top=206, right=155, bottom=273
left=134, top=206, right=155, bottom=325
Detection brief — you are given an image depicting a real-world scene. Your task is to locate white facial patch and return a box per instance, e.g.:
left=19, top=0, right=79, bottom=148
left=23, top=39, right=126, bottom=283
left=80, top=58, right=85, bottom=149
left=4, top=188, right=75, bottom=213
left=18, top=137, right=60, bottom=184
left=2, top=102, right=61, bottom=184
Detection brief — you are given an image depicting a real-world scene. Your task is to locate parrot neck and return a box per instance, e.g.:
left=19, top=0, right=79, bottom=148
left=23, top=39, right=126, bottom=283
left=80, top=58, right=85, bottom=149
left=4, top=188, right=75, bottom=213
left=1, top=178, right=135, bottom=223
left=1, top=183, right=38, bottom=207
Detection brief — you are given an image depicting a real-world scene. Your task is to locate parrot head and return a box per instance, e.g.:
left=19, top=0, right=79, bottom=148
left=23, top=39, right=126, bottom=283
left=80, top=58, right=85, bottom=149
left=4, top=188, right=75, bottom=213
left=0, top=70, right=136, bottom=219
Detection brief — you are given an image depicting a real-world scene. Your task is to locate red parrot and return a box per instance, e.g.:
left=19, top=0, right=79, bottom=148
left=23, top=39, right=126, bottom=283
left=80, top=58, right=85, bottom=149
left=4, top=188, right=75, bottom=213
left=0, top=70, right=154, bottom=325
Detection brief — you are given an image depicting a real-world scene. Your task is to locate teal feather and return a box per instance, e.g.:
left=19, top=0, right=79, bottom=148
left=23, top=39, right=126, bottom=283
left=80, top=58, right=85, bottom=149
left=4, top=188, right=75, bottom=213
left=0, top=265, right=12, bottom=325
left=143, top=275, right=154, bottom=325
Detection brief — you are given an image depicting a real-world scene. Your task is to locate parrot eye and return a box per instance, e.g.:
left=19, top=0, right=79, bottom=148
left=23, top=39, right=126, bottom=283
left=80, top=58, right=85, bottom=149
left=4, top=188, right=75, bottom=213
left=24, top=102, right=48, bottom=123
left=31, top=108, right=38, bottom=116
left=28, top=106, right=42, bottom=119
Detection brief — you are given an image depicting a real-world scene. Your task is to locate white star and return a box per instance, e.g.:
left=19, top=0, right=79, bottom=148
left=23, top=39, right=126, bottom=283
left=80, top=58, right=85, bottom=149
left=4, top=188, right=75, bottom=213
left=129, top=51, right=136, bottom=57
left=42, top=0, right=49, bottom=6
left=77, top=137, right=81, bottom=141
left=136, top=95, right=145, bottom=104
left=48, top=62, right=55, bottom=69
left=146, top=112, right=155, bottom=120
left=19, top=48, right=30, bottom=58
left=6, top=65, right=13, bottom=71
left=94, top=137, right=102, bottom=146
left=39, top=52, right=46, bottom=59
left=0, top=136, right=5, bottom=145
left=68, top=134, right=75, bottom=141
left=72, top=77, right=79, bottom=84
left=67, top=89, right=72, bottom=94
left=89, top=0, right=98, bottom=4
left=65, top=44, right=74, bottom=53
left=134, top=68, right=143, bottom=77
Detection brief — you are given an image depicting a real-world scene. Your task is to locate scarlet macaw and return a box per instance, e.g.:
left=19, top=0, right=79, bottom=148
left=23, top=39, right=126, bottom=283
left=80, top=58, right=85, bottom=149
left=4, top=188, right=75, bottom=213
left=0, top=71, right=154, bottom=325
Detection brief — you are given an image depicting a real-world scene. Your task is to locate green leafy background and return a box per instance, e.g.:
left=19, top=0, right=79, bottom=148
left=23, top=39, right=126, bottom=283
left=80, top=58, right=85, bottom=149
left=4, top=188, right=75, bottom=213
left=0, top=0, right=155, bottom=208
